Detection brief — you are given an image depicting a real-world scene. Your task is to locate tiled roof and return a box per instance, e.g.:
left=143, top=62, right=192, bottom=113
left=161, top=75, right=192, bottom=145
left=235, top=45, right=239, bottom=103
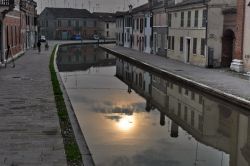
left=44, top=7, right=92, bottom=18
left=93, top=12, right=116, bottom=22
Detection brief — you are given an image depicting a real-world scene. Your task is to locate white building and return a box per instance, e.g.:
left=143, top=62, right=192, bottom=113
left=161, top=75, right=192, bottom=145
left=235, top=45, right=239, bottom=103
left=167, top=0, right=207, bottom=66
left=115, top=12, right=125, bottom=46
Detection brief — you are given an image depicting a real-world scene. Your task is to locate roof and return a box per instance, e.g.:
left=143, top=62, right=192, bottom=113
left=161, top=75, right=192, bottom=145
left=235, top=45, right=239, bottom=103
left=132, top=3, right=150, bottom=14
left=93, top=12, right=116, bottom=22
left=43, top=7, right=92, bottom=18
left=168, top=0, right=205, bottom=8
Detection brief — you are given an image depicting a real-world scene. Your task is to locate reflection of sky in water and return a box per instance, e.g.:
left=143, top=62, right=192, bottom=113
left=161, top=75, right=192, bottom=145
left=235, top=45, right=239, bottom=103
left=60, top=66, right=232, bottom=166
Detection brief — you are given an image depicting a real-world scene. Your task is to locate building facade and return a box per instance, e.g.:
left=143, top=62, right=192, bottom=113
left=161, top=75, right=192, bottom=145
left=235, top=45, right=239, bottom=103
left=167, top=0, right=207, bottom=66
left=150, top=0, right=168, bottom=56
left=20, top=0, right=37, bottom=49
left=93, top=13, right=116, bottom=39
left=38, top=8, right=106, bottom=40
left=0, top=0, right=36, bottom=63
left=115, top=12, right=125, bottom=46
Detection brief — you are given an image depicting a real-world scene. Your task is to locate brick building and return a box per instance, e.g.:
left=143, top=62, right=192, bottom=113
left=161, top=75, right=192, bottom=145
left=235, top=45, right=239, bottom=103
left=0, top=0, right=37, bottom=64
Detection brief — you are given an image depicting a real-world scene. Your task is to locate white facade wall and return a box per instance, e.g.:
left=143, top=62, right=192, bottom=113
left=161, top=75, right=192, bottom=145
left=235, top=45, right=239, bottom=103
left=116, top=18, right=124, bottom=46
left=243, top=0, right=250, bottom=72
left=104, top=22, right=116, bottom=39
left=168, top=6, right=207, bottom=66
left=144, top=13, right=152, bottom=53
left=124, top=27, right=132, bottom=48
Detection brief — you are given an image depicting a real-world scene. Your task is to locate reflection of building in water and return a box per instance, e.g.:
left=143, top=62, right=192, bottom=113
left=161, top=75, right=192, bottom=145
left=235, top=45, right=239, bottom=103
left=57, top=45, right=116, bottom=72
left=115, top=58, right=250, bottom=166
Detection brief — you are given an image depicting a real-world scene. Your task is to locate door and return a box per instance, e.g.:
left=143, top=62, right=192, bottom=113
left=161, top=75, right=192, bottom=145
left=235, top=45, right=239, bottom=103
left=186, top=39, right=191, bottom=63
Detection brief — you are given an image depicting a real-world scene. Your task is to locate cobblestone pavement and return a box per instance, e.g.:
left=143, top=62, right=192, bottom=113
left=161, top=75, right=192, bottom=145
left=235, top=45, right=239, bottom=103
left=101, top=45, right=250, bottom=107
left=0, top=47, right=67, bottom=166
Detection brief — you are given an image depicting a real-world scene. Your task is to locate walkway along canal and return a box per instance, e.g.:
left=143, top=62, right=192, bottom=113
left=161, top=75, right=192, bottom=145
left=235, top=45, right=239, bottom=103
left=57, top=44, right=250, bottom=166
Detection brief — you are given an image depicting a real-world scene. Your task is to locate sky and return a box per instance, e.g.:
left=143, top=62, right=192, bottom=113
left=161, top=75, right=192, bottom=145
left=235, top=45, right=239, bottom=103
left=35, top=0, right=148, bottom=13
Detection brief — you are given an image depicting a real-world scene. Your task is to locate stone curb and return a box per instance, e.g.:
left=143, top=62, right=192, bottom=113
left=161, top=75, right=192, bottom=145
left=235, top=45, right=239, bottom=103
left=53, top=44, right=95, bottom=166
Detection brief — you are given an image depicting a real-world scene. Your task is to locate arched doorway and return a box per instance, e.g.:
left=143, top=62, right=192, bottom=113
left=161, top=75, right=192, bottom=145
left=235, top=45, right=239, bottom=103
left=221, top=29, right=235, bottom=67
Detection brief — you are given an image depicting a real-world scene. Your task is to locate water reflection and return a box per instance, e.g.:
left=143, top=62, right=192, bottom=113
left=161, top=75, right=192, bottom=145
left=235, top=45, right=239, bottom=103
left=57, top=44, right=116, bottom=72
left=57, top=45, right=250, bottom=166
left=116, top=58, right=250, bottom=166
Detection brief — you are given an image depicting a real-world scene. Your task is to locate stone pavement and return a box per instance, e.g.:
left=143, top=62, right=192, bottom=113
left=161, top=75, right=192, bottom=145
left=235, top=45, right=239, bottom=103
left=101, top=45, right=250, bottom=108
left=0, top=48, right=67, bottom=165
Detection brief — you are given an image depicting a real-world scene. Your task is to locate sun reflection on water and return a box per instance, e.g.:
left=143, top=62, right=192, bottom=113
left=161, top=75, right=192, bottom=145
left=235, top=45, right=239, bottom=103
left=117, top=116, right=134, bottom=132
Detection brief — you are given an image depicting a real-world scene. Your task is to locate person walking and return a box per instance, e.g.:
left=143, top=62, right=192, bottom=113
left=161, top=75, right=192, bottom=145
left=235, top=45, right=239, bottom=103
left=37, top=40, right=41, bottom=53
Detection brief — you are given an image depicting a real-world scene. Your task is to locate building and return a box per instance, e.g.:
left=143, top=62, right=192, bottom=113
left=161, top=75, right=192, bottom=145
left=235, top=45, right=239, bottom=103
left=167, top=0, right=207, bottom=66
left=20, top=0, right=38, bottom=49
left=38, top=8, right=101, bottom=40
left=0, top=0, right=36, bottom=63
left=131, top=3, right=151, bottom=53
left=149, top=0, right=168, bottom=56
left=166, top=0, right=237, bottom=67
left=231, top=0, right=250, bottom=73
left=93, top=12, right=116, bottom=39
left=115, top=11, right=126, bottom=46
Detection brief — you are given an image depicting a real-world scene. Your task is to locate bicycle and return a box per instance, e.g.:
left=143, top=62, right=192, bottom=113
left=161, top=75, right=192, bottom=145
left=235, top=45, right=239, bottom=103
left=4, top=45, right=15, bottom=68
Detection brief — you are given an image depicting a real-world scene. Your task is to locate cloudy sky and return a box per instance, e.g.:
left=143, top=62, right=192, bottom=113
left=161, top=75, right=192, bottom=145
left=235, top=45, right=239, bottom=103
left=35, top=0, right=148, bottom=13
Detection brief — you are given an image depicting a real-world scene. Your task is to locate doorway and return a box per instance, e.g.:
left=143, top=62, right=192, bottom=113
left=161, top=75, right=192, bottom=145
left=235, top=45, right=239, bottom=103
left=222, top=29, right=235, bottom=67
left=185, top=38, right=191, bottom=63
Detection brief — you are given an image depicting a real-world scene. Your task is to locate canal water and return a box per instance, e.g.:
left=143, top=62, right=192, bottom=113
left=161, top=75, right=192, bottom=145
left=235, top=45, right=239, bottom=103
left=57, top=44, right=250, bottom=166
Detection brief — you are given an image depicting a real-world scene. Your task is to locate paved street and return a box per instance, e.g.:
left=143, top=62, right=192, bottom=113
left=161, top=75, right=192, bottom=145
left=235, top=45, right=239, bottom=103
left=0, top=47, right=67, bottom=165
left=101, top=45, right=250, bottom=108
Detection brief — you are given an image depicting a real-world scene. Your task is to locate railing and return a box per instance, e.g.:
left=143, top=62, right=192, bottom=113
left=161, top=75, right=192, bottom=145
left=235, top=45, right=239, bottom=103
left=0, top=0, right=14, bottom=7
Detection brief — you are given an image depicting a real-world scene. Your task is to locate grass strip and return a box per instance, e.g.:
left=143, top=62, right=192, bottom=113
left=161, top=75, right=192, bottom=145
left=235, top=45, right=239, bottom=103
left=49, top=45, right=82, bottom=166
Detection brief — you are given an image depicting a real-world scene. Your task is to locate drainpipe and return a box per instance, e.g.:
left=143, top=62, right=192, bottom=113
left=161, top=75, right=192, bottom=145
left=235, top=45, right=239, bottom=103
left=150, top=4, right=154, bottom=54
left=165, top=1, right=168, bottom=58
left=204, top=0, right=209, bottom=68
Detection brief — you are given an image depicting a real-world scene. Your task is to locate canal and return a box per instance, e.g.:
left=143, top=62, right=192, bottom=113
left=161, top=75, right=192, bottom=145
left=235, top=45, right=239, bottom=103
left=57, top=44, right=250, bottom=166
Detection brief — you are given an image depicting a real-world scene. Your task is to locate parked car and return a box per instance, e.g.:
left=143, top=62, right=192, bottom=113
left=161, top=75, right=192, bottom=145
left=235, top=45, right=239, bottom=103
left=93, top=34, right=100, bottom=40
left=71, top=34, right=82, bottom=40
left=40, top=36, right=46, bottom=42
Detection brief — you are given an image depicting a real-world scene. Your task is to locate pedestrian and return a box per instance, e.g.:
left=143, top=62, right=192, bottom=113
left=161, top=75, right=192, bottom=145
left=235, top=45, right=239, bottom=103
left=45, top=42, right=49, bottom=51
left=37, top=40, right=41, bottom=53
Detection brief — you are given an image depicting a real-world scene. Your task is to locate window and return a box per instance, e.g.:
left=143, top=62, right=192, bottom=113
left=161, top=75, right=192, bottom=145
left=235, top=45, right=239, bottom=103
left=171, top=36, right=175, bottom=50
left=194, top=10, right=199, bottom=27
left=168, top=36, right=171, bottom=49
left=191, top=92, right=195, bottom=100
left=140, top=18, right=144, bottom=33
left=201, top=38, right=205, bottom=56
left=185, top=89, right=188, bottom=95
left=107, top=31, right=109, bottom=37
left=168, top=13, right=172, bottom=27
left=76, top=20, right=79, bottom=27
left=68, top=20, right=71, bottom=26
left=180, top=37, right=183, bottom=52
left=136, top=18, right=139, bottom=30
left=202, top=10, right=207, bottom=27
left=58, top=20, right=61, bottom=27
left=187, top=11, right=191, bottom=27
left=193, top=38, right=197, bottom=54
left=181, top=12, right=184, bottom=27
left=198, top=115, right=203, bottom=132
left=145, top=36, right=147, bottom=47
left=144, top=18, right=147, bottom=27
left=179, top=86, right=182, bottom=94
left=178, top=103, right=181, bottom=117
left=83, top=21, right=87, bottom=27
left=106, top=23, right=109, bottom=29
left=191, top=111, right=195, bottom=127
left=199, top=95, right=203, bottom=104
left=184, top=107, right=188, bottom=121
left=94, top=21, right=97, bottom=27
